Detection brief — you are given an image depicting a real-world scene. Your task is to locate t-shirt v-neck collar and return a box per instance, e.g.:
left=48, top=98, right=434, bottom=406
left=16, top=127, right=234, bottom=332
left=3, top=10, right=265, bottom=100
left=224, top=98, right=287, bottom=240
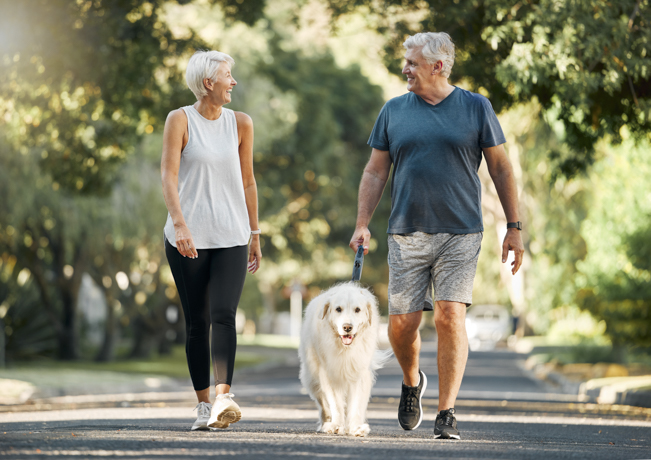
left=414, top=86, right=458, bottom=109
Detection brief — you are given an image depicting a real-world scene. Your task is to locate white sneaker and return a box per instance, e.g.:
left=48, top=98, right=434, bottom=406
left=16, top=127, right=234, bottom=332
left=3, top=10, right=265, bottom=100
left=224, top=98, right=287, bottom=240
left=191, top=402, right=212, bottom=431
left=208, top=393, right=242, bottom=429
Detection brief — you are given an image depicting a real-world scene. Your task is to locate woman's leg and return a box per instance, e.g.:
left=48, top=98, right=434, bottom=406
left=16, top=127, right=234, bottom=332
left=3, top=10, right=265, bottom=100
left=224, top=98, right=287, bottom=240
left=208, top=245, right=248, bottom=394
left=165, top=238, right=212, bottom=402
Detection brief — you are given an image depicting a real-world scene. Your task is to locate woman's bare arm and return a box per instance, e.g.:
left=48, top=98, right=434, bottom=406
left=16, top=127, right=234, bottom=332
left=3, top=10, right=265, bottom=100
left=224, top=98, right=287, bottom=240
left=236, top=111, right=261, bottom=273
left=161, top=109, right=197, bottom=258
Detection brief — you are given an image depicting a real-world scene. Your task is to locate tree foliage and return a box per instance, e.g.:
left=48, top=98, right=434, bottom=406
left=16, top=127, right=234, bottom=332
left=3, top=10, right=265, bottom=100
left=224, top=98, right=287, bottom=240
left=0, top=135, right=178, bottom=360
left=256, top=39, right=385, bottom=269
left=0, top=0, right=206, bottom=194
left=573, top=140, right=651, bottom=349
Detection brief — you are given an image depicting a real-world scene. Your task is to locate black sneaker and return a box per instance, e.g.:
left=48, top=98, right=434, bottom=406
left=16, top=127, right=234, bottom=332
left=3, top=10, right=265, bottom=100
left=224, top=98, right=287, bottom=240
left=398, top=370, right=427, bottom=430
left=434, top=408, right=460, bottom=439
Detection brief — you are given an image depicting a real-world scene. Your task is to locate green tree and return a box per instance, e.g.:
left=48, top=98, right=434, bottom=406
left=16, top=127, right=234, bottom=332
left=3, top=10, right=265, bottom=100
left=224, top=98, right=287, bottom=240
left=574, top=140, right=651, bottom=350
left=0, top=132, right=182, bottom=361
left=0, top=0, right=205, bottom=194
left=0, top=140, right=93, bottom=360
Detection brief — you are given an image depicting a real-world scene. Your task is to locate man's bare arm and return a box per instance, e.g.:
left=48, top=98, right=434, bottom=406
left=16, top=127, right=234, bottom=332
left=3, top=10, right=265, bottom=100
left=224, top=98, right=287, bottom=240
left=349, top=148, right=392, bottom=254
left=483, top=144, right=524, bottom=274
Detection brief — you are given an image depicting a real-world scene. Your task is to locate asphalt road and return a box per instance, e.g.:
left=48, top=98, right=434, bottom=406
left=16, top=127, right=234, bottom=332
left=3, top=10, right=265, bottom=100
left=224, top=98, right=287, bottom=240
left=1, top=344, right=650, bottom=459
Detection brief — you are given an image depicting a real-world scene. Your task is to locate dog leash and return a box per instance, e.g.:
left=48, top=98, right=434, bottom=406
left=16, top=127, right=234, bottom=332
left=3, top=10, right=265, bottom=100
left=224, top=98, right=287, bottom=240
left=351, top=245, right=364, bottom=282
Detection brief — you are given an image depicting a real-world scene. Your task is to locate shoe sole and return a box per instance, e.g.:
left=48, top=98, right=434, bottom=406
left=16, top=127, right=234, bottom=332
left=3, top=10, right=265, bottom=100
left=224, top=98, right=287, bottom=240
left=191, top=424, right=210, bottom=431
left=208, top=409, right=242, bottom=429
left=434, top=432, right=461, bottom=440
left=399, top=371, right=428, bottom=431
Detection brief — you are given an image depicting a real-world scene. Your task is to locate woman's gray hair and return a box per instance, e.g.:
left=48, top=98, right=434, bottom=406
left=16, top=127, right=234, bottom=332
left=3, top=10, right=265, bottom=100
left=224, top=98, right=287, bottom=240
left=403, top=32, right=455, bottom=78
left=185, top=50, right=235, bottom=100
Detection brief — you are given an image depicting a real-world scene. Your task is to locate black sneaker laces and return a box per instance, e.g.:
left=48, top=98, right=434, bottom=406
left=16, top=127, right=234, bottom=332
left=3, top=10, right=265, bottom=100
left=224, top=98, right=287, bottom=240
left=401, top=386, right=419, bottom=412
left=438, top=408, right=456, bottom=426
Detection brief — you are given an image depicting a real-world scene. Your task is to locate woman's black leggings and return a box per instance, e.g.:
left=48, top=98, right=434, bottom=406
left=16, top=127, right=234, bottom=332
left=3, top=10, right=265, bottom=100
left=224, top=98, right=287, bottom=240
left=165, top=238, right=248, bottom=390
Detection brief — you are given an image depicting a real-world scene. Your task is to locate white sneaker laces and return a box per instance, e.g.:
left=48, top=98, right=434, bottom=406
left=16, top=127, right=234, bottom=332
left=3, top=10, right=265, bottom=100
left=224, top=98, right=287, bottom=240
left=194, top=402, right=212, bottom=417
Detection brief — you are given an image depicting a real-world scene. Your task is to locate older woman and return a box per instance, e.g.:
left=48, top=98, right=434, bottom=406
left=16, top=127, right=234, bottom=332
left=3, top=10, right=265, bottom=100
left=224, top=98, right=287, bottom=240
left=161, top=50, right=261, bottom=431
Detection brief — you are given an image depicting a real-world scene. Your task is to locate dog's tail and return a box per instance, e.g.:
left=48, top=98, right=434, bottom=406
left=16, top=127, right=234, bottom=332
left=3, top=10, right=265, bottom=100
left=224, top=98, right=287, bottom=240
left=371, top=348, right=394, bottom=371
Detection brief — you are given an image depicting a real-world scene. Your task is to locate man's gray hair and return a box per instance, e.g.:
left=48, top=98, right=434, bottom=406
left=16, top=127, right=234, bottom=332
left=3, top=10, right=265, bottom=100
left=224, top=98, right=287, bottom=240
left=403, top=32, right=455, bottom=78
left=185, top=50, right=235, bottom=100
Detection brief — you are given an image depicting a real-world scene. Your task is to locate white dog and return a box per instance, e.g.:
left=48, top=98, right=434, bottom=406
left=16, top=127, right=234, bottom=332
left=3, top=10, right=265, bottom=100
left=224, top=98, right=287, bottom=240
left=299, top=282, right=388, bottom=437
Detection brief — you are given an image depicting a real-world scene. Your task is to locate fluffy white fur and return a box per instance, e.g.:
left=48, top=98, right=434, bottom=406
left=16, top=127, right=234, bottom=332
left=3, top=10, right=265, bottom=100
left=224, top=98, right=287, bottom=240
left=299, top=282, right=389, bottom=437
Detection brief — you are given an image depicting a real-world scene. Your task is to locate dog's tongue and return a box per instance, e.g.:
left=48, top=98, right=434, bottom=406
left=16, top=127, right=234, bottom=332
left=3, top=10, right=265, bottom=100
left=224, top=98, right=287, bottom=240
left=341, top=335, right=354, bottom=345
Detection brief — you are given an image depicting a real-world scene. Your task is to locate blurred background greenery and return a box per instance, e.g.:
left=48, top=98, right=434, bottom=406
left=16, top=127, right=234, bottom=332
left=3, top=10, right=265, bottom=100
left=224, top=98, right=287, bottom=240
left=0, top=0, right=649, bottom=368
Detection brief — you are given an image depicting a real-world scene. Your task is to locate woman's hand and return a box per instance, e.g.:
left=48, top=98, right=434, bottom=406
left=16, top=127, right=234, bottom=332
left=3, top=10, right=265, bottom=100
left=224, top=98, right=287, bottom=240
left=248, top=235, right=262, bottom=273
left=175, top=224, right=198, bottom=258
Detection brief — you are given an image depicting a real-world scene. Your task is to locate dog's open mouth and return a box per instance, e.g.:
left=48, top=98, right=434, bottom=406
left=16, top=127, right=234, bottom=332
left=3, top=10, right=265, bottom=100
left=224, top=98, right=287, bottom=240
left=340, top=334, right=356, bottom=345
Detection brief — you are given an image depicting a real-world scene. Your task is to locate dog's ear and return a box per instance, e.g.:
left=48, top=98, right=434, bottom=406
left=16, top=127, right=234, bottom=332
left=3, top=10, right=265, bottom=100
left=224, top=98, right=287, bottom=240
left=360, top=289, right=376, bottom=326
left=321, top=302, right=330, bottom=320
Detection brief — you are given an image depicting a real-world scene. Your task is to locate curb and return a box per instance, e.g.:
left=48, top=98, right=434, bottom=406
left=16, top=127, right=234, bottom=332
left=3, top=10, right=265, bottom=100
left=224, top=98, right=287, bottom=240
left=580, top=376, right=651, bottom=406
left=525, top=361, right=651, bottom=408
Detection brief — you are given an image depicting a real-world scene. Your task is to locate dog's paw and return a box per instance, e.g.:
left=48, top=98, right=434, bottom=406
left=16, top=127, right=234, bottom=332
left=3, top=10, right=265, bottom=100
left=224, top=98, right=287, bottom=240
left=320, top=422, right=344, bottom=434
left=349, top=424, right=370, bottom=437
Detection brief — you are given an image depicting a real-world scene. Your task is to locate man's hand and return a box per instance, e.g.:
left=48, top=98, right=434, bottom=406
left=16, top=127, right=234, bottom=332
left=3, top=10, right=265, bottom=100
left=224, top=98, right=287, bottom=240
left=502, top=229, right=524, bottom=275
left=349, top=226, right=371, bottom=255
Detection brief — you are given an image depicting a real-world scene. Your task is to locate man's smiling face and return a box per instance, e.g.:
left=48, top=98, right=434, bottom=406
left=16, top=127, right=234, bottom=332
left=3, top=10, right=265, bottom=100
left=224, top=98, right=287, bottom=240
left=402, top=46, right=436, bottom=94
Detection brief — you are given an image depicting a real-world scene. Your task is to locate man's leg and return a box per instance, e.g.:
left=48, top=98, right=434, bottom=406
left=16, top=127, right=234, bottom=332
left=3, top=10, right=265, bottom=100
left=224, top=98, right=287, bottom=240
left=430, top=232, right=481, bottom=439
left=389, top=311, right=423, bottom=387
left=386, top=232, right=432, bottom=430
left=388, top=310, right=422, bottom=386
left=434, top=300, right=468, bottom=411
left=390, top=309, right=427, bottom=430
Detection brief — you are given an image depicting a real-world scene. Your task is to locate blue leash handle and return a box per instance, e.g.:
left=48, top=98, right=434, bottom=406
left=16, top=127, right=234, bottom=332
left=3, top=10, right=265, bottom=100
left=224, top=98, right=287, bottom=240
left=351, top=245, right=364, bottom=282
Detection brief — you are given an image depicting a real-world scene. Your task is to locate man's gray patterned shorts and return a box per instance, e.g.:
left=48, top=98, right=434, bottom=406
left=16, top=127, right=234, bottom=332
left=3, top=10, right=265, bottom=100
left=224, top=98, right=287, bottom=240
left=387, top=232, right=483, bottom=315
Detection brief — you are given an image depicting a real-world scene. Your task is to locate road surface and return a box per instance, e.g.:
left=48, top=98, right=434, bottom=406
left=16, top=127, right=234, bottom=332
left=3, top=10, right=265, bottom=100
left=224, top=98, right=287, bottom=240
left=1, top=344, right=650, bottom=459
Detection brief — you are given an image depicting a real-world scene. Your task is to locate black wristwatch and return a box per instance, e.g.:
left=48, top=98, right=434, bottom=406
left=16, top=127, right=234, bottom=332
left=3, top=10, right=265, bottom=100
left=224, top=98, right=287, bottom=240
left=507, top=221, right=522, bottom=231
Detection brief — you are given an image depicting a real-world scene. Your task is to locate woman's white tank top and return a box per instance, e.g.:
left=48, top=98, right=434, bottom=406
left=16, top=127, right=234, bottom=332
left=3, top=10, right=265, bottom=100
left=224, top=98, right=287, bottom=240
left=164, top=105, right=250, bottom=249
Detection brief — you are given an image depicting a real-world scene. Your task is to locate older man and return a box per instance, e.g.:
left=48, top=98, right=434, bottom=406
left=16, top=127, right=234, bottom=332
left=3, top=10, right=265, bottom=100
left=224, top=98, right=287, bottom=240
left=349, top=32, right=524, bottom=439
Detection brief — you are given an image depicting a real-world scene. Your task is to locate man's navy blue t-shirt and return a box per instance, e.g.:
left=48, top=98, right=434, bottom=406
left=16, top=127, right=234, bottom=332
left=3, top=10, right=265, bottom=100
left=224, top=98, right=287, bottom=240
left=368, top=87, right=506, bottom=235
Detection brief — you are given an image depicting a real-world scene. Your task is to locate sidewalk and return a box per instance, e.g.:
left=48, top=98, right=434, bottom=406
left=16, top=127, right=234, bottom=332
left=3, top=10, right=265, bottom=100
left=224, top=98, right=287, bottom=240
left=515, top=339, right=651, bottom=408
left=0, top=343, right=300, bottom=412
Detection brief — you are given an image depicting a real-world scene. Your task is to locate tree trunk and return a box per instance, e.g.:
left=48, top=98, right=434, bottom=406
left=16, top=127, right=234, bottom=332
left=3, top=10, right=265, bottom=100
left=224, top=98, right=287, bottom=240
left=57, top=315, right=78, bottom=360
left=57, top=274, right=84, bottom=360
left=258, top=281, right=276, bottom=334
left=95, top=298, right=117, bottom=362
left=56, top=252, right=86, bottom=360
left=129, top=315, right=157, bottom=358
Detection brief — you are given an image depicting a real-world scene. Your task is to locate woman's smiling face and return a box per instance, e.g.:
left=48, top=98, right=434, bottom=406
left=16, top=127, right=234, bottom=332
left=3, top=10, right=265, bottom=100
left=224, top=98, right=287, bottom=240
left=207, top=62, right=237, bottom=104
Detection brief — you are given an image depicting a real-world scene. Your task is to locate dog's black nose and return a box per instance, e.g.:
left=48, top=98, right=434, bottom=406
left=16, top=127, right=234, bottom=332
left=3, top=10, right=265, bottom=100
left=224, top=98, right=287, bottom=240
left=343, top=323, right=353, bottom=333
